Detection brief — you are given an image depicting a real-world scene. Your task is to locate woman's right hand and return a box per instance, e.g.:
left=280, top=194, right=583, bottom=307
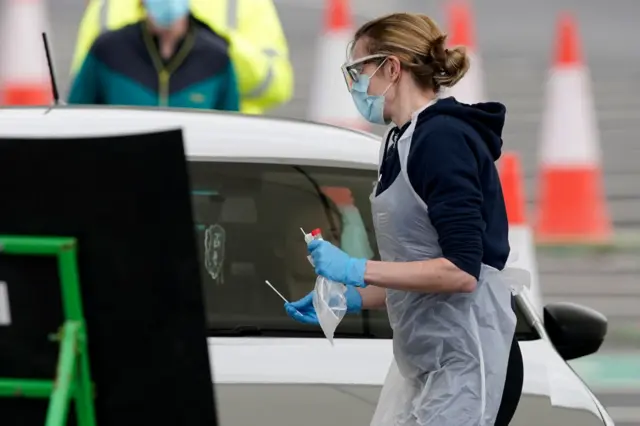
left=284, top=287, right=364, bottom=325
left=284, top=292, right=319, bottom=325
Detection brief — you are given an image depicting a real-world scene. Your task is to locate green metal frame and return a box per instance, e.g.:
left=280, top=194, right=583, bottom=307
left=0, top=236, right=97, bottom=426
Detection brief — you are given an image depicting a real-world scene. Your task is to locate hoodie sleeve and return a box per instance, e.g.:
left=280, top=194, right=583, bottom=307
left=408, top=121, right=484, bottom=280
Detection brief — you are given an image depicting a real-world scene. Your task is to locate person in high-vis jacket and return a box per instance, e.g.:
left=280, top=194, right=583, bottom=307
left=70, top=0, right=293, bottom=114
left=68, top=0, right=240, bottom=110
left=285, top=13, right=526, bottom=426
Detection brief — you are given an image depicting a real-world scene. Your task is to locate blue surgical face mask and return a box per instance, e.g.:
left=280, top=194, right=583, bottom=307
left=144, top=0, right=190, bottom=29
left=350, top=63, right=393, bottom=125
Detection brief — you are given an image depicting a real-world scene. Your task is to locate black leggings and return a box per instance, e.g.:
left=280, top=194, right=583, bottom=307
left=494, top=334, right=524, bottom=425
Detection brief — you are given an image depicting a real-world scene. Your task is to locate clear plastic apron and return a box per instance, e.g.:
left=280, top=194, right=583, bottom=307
left=369, top=120, right=519, bottom=426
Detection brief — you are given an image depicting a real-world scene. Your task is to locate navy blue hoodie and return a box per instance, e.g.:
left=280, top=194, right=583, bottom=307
left=376, top=97, right=510, bottom=280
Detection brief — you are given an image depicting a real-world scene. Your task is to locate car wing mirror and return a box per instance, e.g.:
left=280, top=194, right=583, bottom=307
left=544, top=302, right=607, bottom=361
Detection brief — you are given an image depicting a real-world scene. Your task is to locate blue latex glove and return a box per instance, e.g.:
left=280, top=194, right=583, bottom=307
left=284, top=287, right=363, bottom=325
left=307, top=239, right=368, bottom=287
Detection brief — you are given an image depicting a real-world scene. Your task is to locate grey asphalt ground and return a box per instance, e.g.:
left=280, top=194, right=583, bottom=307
left=38, top=0, right=640, bottom=424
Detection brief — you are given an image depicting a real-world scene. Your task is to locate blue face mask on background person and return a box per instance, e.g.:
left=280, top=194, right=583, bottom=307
left=350, top=63, right=393, bottom=125
left=144, top=0, right=190, bottom=29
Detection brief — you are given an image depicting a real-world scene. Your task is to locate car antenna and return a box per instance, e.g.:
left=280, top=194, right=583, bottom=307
left=41, top=32, right=60, bottom=110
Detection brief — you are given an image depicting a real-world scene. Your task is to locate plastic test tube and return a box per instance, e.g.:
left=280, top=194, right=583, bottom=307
left=310, top=228, right=323, bottom=241
left=301, top=228, right=323, bottom=265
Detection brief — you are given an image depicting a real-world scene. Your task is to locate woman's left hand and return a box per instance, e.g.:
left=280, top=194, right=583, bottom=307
left=307, top=239, right=368, bottom=287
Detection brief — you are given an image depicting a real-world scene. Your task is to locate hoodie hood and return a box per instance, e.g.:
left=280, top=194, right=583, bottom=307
left=416, top=97, right=506, bottom=160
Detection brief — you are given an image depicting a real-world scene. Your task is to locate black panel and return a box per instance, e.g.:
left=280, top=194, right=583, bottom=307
left=0, top=130, right=218, bottom=426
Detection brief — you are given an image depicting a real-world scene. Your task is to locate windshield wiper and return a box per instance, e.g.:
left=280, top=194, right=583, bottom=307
left=208, top=325, right=376, bottom=338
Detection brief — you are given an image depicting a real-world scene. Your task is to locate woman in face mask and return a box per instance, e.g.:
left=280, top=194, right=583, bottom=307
left=68, top=0, right=240, bottom=111
left=284, top=12, right=525, bottom=426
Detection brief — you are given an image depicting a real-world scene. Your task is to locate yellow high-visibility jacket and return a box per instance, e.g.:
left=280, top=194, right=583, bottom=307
left=71, top=0, right=293, bottom=114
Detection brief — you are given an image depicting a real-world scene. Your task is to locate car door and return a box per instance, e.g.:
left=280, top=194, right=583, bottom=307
left=188, top=159, right=606, bottom=426
left=511, top=294, right=608, bottom=426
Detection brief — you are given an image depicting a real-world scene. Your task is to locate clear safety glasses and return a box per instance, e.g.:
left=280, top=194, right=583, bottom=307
left=341, top=54, right=388, bottom=91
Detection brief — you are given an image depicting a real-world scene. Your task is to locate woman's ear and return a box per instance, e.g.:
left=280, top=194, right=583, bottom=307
left=387, top=57, right=401, bottom=81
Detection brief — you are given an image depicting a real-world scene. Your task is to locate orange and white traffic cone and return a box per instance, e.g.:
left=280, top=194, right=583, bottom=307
left=0, top=0, right=52, bottom=105
left=443, top=0, right=485, bottom=104
left=499, top=152, right=543, bottom=314
left=308, top=0, right=369, bottom=131
left=535, top=13, right=611, bottom=245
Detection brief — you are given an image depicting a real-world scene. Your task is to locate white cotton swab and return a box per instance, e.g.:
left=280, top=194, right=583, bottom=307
left=264, top=280, right=289, bottom=304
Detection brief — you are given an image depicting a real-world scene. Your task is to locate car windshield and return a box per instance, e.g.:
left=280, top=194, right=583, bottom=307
left=189, top=161, right=538, bottom=341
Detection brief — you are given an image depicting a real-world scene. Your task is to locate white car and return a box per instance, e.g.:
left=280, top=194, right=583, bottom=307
left=0, top=106, right=615, bottom=426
